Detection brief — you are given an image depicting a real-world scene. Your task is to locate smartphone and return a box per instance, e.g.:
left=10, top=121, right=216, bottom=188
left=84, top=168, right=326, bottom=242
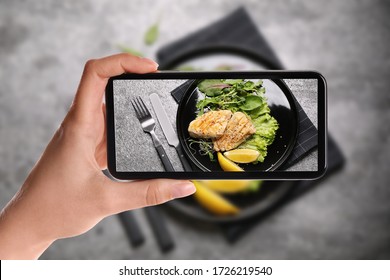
left=105, top=71, right=327, bottom=180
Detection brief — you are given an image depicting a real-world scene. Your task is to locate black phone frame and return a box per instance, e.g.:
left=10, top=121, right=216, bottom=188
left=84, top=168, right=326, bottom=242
left=105, top=71, right=327, bottom=180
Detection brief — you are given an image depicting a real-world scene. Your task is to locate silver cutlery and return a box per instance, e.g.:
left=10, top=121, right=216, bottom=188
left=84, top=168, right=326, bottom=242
left=149, top=93, right=193, bottom=171
left=131, top=96, right=175, bottom=253
left=131, top=96, right=174, bottom=171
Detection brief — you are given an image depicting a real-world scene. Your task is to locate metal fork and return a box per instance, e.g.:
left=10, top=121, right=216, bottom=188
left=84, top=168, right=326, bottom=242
left=131, top=97, right=175, bottom=253
left=131, top=96, right=174, bottom=171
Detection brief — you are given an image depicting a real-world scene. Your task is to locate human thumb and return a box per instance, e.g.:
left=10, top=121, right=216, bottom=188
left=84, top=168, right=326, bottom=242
left=102, top=178, right=196, bottom=215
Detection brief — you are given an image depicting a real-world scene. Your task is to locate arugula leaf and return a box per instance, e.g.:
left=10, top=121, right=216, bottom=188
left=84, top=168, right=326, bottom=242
left=144, top=23, right=159, bottom=45
left=197, top=79, right=231, bottom=97
left=239, top=95, right=263, bottom=111
left=225, top=79, right=244, bottom=85
left=196, top=98, right=220, bottom=115
left=248, top=102, right=270, bottom=119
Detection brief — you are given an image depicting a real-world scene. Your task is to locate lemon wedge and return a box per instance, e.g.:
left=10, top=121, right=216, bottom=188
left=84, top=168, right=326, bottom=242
left=192, top=181, right=240, bottom=215
left=199, top=180, right=252, bottom=194
left=217, top=152, right=244, bottom=171
left=224, top=149, right=260, bottom=163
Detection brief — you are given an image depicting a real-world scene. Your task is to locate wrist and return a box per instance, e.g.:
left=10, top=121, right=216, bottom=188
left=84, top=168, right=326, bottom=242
left=0, top=225, right=53, bottom=259
left=0, top=191, right=55, bottom=259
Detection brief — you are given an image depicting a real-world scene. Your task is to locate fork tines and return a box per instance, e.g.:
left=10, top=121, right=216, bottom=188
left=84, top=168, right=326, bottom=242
left=131, top=96, right=151, bottom=119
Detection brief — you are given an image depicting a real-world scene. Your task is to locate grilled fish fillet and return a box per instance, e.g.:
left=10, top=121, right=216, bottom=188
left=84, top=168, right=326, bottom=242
left=188, top=110, right=232, bottom=139
left=213, top=112, right=256, bottom=151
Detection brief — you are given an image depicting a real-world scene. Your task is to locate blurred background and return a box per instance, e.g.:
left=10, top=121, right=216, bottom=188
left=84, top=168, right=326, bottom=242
left=0, top=0, right=389, bottom=259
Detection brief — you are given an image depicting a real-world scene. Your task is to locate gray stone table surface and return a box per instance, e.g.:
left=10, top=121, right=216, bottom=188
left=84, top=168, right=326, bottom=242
left=0, top=0, right=389, bottom=259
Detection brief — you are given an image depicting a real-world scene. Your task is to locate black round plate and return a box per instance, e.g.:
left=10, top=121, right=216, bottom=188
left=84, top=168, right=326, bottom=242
left=176, top=79, right=298, bottom=172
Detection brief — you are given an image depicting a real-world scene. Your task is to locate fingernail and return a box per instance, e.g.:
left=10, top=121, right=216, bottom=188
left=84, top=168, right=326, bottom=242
left=172, top=182, right=196, bottom=199
left=142, top=57, right=159, bottom=68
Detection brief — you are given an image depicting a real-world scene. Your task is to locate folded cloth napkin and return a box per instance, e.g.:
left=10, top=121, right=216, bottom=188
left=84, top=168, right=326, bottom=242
left=157, top=7, right=345, bottom=243
left=158, top=7, right=283, bottom=69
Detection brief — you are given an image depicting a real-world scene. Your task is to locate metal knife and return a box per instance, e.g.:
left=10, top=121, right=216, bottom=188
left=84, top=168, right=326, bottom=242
left=150, top=93, right=193, bottom=171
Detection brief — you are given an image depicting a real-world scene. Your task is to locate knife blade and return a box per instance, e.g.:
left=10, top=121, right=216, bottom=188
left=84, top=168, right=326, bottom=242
left=150, top=93, right=192, bottom=171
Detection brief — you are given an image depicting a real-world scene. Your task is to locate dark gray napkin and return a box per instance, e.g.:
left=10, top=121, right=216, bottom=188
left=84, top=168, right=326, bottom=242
left=157, top=7, right=345, bottom=243
left=158, top=7, right=283, bottom=69
left=284, top=96, right=318, bottom=168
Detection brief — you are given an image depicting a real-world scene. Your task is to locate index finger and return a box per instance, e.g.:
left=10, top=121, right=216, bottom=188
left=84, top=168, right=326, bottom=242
left=72, top=53, right=158, bottom=121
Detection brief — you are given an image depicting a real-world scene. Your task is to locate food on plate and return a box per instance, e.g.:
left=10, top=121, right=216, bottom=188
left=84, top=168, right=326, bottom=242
left=187, top=79, right=279, bottom=168
left=192, top=181, right=240, bottom=215
left=239, top=114, right=279, bottom=163
left=213, top=112, right=256, bottom=151
left=217, top=152, right=244, bottom=171
left=188, top=110, right=232, bottom=138
left=224, top=149, right=260, bottom=164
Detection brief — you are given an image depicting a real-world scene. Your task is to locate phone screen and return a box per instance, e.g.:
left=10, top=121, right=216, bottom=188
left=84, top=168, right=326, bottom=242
left=107, top=72, right=326, bottom=180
